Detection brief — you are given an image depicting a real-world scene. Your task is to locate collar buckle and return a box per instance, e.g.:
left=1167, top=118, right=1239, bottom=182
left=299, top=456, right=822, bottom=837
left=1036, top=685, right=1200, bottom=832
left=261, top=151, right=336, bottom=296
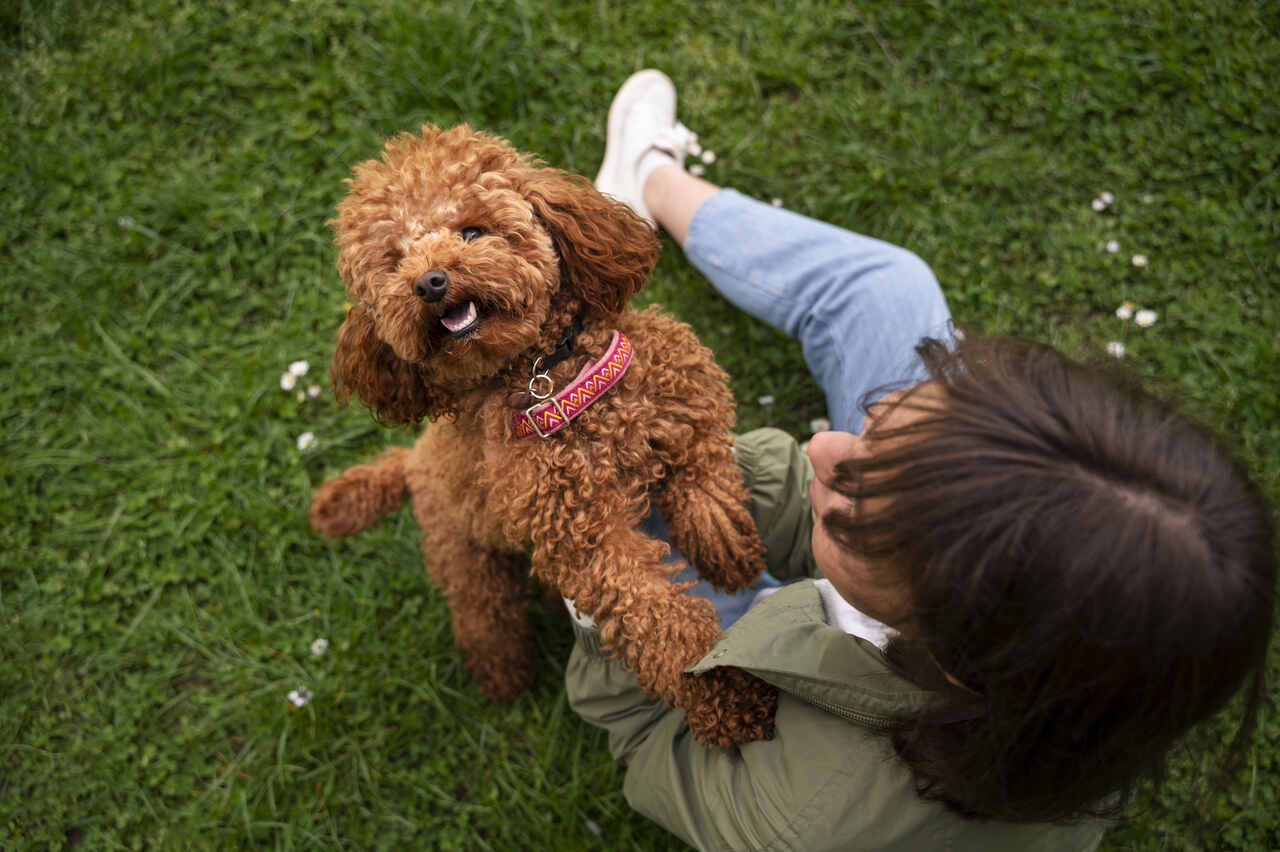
left=523, top=398, right=569, bottom=439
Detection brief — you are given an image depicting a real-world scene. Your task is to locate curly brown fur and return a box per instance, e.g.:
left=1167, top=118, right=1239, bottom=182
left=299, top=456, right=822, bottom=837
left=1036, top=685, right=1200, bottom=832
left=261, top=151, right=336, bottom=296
left=309, top=446, right=409, bottom=539
left=310, top=124, right=774, bottom=746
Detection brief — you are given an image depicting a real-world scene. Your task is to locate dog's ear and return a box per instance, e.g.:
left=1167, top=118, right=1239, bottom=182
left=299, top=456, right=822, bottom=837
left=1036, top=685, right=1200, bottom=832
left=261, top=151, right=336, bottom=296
left=331, top=303, right=434, bottom=426
left=524, top=170, right=660, bottom=315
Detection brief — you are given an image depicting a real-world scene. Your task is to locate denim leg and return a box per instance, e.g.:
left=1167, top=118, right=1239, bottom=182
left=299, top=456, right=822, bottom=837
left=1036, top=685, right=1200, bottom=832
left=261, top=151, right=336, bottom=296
left=641, top=190, right=949, bottom=623
left=684, top=189, right=953, bottom=433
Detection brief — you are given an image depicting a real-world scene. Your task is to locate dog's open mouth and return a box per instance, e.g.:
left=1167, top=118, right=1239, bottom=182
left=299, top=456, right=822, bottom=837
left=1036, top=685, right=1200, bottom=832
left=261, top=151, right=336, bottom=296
left=440, top=301, right=480, bottom=337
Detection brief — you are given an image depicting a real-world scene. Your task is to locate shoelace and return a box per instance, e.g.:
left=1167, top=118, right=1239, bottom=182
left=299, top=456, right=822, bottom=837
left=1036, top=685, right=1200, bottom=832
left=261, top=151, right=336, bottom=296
left=651, top=121, right=699, bottom=161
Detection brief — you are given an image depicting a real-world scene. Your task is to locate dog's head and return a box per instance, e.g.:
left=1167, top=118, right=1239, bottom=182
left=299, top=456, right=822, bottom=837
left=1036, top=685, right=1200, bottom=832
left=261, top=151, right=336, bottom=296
left=328, top=124, right=660, bottom=424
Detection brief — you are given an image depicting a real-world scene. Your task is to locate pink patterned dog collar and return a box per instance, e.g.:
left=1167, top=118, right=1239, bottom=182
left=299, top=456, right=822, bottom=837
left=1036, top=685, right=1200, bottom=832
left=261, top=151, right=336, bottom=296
left=513, top=331, right=633, bottom=439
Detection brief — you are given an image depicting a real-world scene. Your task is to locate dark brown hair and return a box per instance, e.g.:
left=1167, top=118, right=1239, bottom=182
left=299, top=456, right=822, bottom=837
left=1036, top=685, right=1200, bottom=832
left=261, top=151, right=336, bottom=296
left=824, top=336, right=1276, bottom=822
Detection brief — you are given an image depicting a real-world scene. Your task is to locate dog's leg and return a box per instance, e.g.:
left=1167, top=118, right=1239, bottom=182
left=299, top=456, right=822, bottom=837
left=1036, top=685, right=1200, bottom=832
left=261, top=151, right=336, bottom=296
left=545, top=527, right=776, bottom=747
left=423, top=536, right=536, bottom=703
left=654, top=440, right=766, bottom=592
left=680, top=665, right=780, bottom=750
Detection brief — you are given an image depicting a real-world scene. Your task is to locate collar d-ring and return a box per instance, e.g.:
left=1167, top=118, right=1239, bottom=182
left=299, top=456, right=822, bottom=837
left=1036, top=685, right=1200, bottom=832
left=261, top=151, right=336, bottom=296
left=529, top=356, right=554, bottom=400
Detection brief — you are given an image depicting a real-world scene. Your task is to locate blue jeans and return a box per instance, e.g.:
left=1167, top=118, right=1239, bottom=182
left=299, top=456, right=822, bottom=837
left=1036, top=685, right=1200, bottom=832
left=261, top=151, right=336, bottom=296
left=666, top=189, right=953, bottom=628
left=687, top=189, right=953, bottom=433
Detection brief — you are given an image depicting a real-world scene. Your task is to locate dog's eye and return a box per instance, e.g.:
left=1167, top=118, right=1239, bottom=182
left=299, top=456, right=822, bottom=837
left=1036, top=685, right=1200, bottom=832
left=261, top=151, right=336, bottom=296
left=459, top=226, right=485, bottom=242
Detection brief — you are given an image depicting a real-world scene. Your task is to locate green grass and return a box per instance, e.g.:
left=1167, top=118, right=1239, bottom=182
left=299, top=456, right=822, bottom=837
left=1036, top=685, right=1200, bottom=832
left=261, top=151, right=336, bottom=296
left=2, top=0, right=1277, bottom=848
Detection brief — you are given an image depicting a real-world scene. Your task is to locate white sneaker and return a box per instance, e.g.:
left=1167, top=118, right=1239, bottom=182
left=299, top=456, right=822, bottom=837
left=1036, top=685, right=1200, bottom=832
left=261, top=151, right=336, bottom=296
left=595, top=69, right=698, bottom=228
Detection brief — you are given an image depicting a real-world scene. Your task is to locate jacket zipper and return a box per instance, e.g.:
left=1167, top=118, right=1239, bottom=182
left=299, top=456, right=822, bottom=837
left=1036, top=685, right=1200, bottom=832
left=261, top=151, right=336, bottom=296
left=805, top=696, right=900, bottom=731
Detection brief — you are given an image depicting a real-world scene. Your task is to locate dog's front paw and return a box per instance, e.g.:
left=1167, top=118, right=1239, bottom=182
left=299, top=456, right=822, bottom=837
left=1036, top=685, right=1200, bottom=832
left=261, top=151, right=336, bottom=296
left=664, top=483, right=767, bottom=592
left=681, top=667, right=779, bottom=748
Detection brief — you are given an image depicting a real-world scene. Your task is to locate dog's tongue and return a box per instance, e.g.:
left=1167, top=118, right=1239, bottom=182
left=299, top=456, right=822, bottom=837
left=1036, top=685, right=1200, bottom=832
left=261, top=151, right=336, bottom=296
left=441, top=301, right=478, bottom=333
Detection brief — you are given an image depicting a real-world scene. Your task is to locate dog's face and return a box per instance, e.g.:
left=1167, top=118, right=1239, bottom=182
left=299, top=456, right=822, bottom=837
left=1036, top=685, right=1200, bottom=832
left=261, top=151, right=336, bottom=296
left=329, top=125, right=659, bottom=424
left=335, top=127, right=562, bottom=382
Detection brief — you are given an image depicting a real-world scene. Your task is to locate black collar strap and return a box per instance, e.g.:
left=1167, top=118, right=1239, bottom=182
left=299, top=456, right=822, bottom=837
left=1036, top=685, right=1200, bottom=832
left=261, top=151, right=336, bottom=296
left=540, top=315, right=582, bottom=372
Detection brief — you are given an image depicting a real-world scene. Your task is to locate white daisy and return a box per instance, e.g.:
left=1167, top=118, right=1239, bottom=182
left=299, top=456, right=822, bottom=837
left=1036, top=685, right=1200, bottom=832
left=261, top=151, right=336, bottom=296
left=1134, top=309, right=1157, bottom=327
left=757, top=395, right=775, bottom=406
left=307, top=385, right=322, bottom=398
left=280, top=372, right=297, bottom=391
left=1105, top=240, right=1120, bottom=253
left=297, top=432, right=317, bottom=451
left=1106, top=341, right=1126, bottom=358
left=1131, top=254, right=1149, bottom=267
left=809, top=417, right=831, bottom=433
left=689, top=164, right=705, bottom=177
left=1115, top=301, right=1134, bottom=320
left=700, top=150, right=716, bottom=164
left=310, top=638, right=329, bottom=657
left=1091, top=198, right=1107, bottom=212
left=1100, top=191, right=1115, bottom=205
left=287, top=685, right=313, bottom=707
left=289, top=360, right=310, bottom=376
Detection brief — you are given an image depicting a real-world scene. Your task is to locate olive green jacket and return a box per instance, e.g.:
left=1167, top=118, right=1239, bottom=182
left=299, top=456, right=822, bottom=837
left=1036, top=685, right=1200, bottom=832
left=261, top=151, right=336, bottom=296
left=565, top=428, right=1107, bottom=852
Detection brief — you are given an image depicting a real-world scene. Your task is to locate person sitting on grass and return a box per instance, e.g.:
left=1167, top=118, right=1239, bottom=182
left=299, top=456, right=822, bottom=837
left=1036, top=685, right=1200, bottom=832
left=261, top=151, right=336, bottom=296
left=564, top=69, right=1277, bottom=852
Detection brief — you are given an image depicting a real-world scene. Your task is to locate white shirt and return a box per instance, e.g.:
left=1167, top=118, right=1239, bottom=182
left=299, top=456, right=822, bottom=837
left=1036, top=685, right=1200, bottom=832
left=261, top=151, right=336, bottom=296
left=753, top=579, right=898, bottom=651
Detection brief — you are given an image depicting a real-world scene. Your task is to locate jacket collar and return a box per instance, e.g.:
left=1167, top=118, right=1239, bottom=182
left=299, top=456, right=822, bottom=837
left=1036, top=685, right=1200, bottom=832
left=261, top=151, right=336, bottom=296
left=687, top=580, right=936, bottom=728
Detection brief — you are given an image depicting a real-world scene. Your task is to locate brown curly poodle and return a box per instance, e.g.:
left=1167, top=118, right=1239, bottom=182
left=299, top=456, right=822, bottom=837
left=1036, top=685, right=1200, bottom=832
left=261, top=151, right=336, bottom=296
left=308, top=124, right=777, bottom=747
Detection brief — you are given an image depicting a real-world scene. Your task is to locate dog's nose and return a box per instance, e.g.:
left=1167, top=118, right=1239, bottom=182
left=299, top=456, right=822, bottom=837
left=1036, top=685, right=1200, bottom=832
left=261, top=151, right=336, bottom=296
left=415, top=269, right=448, bottom=303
